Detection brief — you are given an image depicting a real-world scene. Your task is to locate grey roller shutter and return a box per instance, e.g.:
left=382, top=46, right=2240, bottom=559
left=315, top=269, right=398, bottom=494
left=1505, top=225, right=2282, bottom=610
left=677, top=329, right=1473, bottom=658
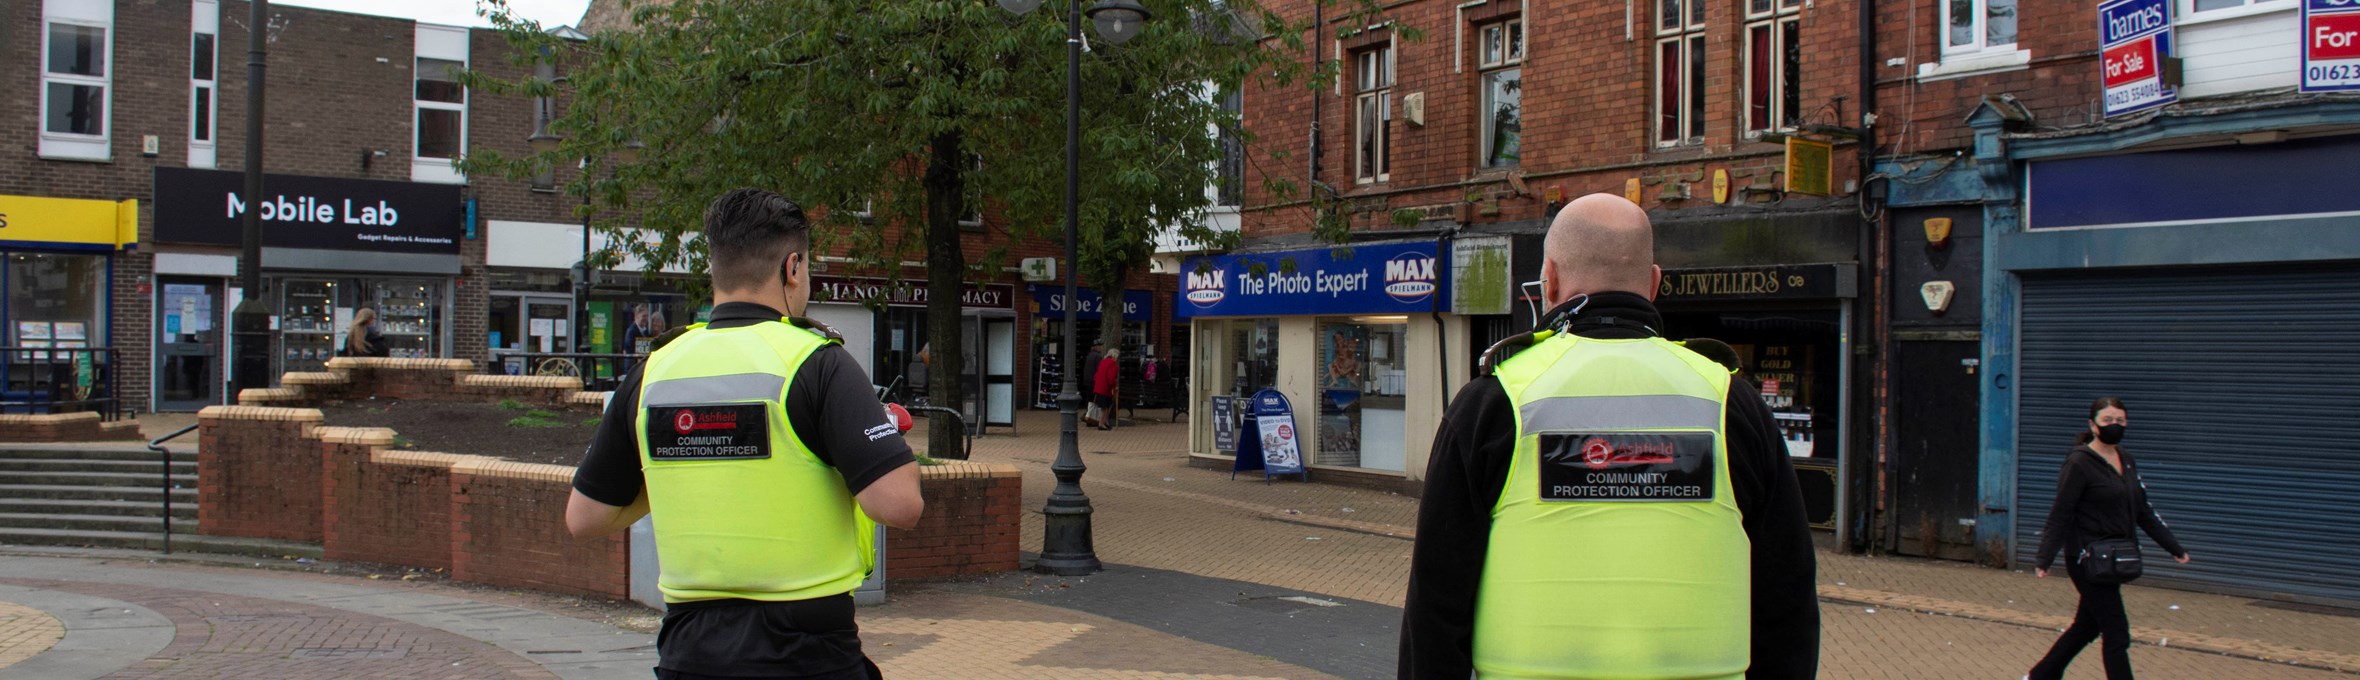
left=2015, top=264, right=2360, bottom=603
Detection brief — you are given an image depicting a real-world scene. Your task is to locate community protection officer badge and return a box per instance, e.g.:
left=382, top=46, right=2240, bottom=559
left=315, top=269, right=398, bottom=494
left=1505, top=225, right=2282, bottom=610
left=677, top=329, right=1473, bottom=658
left=1536, top=432, right=1715, bottom=502
left=645, top=403, right=772, bottom=461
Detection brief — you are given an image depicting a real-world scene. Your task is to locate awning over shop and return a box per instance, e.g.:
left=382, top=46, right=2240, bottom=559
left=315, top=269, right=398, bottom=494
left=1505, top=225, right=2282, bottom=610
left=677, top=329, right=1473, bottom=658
left=0, top=195, right=138, bottom=252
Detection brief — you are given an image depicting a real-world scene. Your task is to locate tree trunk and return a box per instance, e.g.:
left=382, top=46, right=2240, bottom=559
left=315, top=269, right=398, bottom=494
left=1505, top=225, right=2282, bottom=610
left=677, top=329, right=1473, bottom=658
left=923, top=132, right=968, bottom=454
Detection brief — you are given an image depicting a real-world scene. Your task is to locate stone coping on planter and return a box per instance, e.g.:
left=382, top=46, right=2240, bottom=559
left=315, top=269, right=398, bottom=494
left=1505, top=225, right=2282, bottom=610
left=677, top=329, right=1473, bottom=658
left=0, top=412, right=102, bottom=425
left=460, top=374, right=584, bottom=390
left=198, top=405, right=328, bottom=423
left=374, top=449, right=484, bottom=468
left=325, top=357, right=476, bottom=372
left=570, top=391, right=613, bottom=407
left=314, top=426, right=399, bottom=447
left=236, top=387, right=305, bottom=404
left=919, top=462, right=1022, bottom=481
left=280, top=372, right=345, bottom=386
left=450, top=457, right=575, bottom=483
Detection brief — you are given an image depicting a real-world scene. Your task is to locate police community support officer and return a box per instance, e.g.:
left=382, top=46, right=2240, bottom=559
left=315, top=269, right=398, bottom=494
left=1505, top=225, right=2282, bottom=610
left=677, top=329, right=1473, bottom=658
left=1399, top=194, right=1819, bottom=679
left=567, top=188, right=925, bottom=680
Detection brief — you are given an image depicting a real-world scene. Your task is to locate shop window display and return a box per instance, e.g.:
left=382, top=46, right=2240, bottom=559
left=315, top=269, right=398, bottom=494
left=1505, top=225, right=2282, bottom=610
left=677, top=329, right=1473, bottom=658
left=1316, top=319, right=1409, bottom=472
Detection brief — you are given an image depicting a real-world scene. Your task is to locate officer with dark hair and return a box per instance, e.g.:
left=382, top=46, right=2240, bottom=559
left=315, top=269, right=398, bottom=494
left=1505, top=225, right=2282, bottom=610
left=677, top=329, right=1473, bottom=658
left=1400, top=194, right=1819, bottom=679
left=568, top=188, right=924, bottom=680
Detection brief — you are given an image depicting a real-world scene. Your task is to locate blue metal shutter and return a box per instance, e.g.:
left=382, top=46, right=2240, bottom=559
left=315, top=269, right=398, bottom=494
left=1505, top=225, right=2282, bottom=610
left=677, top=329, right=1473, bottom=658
left=2015, top=264, right=2360, bottom=604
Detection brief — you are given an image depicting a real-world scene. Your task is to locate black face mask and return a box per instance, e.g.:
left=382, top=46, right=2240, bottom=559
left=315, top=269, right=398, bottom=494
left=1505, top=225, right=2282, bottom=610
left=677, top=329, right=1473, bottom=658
left=2096, top=424, right=2127, bottom=445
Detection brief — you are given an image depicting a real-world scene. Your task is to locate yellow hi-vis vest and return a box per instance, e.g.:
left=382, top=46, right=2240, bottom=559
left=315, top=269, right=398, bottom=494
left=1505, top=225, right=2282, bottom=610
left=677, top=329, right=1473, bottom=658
left=1477, top=331, right=1748, bottom=680
left=633, top=320, right=877, bottom=604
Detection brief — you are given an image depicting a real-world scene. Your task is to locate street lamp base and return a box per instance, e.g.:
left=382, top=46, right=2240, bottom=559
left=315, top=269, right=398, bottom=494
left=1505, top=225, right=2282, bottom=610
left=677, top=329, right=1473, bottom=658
left=1035, top=503, right=1101, bottom=575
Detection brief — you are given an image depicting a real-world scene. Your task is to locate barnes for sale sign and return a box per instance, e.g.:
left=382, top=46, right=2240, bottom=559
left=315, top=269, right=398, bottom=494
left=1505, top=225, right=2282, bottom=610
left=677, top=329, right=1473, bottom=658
left=2100, top=0, right=2176, bottom=116
left=2304, top=0, right=2360, bottom=92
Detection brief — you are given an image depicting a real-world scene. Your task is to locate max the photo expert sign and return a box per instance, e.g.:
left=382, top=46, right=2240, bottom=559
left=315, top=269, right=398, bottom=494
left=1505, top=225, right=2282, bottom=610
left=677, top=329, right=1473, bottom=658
left=2100, top=0, right=2176, bottom=116
left=2305, top=0, right=2360, bottom=92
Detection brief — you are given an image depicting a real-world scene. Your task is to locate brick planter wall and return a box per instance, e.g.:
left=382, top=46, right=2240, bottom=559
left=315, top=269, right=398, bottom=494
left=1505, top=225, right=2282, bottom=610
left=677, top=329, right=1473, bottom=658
left=321, top=429, right=459, bottom=572
left=196, top=407, right=326, bottom=541
left=889, top=464, right=1024, bottom=580
left=244, top=358, right=585, bottom=409
left=0, top=413, right=143, bottom=443
left=451, top=459, right=629, bottom=599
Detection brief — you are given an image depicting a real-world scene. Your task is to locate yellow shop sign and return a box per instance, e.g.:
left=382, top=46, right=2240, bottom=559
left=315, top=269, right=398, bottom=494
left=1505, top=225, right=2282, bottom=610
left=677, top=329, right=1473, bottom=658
left=0, top=195, right=138, bottom=251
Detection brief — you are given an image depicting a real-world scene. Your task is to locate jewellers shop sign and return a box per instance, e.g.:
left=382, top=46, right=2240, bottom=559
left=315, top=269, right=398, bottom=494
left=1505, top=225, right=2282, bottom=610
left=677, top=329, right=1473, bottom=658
left=1176, top=241, right=1448, bottom=318
left=152, top=167, right=464, bottom=254
left=1656, top=263, right=1858, bottom=302
left=2099, top=0, right=2176, bottom=116
left=814, top=276, right=1014, bottom=310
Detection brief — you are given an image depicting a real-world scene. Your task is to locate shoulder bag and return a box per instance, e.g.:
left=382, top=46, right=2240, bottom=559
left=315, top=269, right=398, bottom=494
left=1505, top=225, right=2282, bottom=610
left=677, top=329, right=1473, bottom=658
left=2079, top=454, right=2145, bottom=584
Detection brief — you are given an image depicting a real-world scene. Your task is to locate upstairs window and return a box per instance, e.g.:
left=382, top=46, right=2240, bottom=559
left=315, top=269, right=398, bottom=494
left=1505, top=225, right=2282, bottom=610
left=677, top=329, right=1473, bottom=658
left=40, top=0, right=114, bottom=161
left=1745, top=0, right=1802, bottom=136
left=1354, top=44, right=1394, bottom=183
left=190, top=0, right=219, bottom=167
left=1216, top=89, right=1244, bottom=207
left=1655, top=0, right=1707, bottom=147
left=1478, top=20, right=1524, bottom=168
left=1943, top=0, right=2018, bottom=56
left=413, top=24, right=469, bottom=183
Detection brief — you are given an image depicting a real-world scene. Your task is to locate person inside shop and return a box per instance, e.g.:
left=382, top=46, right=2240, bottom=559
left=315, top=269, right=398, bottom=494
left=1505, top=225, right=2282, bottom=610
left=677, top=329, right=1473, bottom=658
left=621, top=303, right=657, bottom=355
left=1087, top=347, right=1120, bottom=430
left=340, top=308, right=390, bottom=358
left=1399, top=193, right=1820, bottom=679
left=566, top=188, right=925, bottom=680
left=2027, top=397, right=2192, bottom=680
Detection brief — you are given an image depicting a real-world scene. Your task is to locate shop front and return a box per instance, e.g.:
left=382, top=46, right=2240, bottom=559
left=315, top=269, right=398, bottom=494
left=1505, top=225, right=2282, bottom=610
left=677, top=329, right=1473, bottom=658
left=0, top=194, right=135, bottom=412
left=1026, top=286, right=1166, bottom=411
left=813, top=276, right=1017, bottom=430
left=484, top=220, right=697, bottom=378
left=152, top=168, right=465, bottom=390
left=1653, top=262, right=1858, bottom=535
left=1178, top=240, right=1468, bottom=488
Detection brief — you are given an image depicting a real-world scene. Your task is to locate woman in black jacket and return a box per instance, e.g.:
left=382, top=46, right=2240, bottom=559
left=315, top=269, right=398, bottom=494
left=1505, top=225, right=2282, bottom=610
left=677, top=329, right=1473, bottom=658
left=342, top=308, right=390, bottom=358
left=2027, top=397, right=2192, bottom=680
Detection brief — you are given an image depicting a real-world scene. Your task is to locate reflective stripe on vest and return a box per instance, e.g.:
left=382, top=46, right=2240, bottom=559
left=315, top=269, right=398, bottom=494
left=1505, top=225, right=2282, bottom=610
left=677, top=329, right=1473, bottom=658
left=634, top=321, right=876, bottom=604
left=1476, top=334, right=1749, bottom=680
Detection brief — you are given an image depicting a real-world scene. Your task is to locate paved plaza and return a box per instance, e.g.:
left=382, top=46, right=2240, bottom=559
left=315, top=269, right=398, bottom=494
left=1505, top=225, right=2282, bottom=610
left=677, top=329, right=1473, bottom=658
left=0, top=412, right=2346, bottom=678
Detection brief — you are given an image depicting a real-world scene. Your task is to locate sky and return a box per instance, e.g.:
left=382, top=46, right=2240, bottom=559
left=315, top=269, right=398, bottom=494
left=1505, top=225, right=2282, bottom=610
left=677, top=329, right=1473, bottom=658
left=273, top=0, right=592, bottom=29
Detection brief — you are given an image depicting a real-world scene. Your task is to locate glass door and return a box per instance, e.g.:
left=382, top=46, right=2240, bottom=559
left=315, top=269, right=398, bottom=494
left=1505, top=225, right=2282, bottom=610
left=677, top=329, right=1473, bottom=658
left=156, top=278, right=223, bottom=411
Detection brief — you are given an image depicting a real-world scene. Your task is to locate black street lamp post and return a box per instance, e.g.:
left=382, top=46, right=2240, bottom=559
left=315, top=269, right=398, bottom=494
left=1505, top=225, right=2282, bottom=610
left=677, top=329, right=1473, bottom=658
left=230, top=0, right=273, bottom=396
left=527, top=131, right=638, bottom=355
left=1000, top=0, right=1149, bottom=577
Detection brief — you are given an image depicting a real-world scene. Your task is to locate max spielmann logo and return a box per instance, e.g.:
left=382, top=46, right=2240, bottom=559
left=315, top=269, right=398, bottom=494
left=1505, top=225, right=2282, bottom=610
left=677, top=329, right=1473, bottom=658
left=1383, top=253, right=1438, bottom=303
left=1186, top=268, right=1227, bottom=308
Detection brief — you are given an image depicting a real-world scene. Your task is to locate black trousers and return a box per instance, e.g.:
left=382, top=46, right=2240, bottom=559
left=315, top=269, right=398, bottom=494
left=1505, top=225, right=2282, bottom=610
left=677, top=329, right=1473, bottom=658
left=2029, top=559, right=2135, bottom=680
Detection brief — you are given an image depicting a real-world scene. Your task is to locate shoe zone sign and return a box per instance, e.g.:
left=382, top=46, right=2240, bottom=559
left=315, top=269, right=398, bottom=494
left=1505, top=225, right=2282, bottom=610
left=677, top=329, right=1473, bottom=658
left=1176, top=241, right=1448, bottom=318
left=2099, top=0, right=2176, bottom=117
left=2305, top=0, right=2360, bottom=92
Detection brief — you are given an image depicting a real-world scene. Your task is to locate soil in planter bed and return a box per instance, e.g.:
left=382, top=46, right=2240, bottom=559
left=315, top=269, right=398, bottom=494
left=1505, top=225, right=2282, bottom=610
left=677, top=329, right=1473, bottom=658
left=319, top=400, right=604, bottom=467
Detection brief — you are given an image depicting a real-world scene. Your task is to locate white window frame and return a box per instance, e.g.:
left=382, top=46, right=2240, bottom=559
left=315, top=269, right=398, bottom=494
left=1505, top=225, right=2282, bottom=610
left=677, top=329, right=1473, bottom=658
left=1940, top=0, right=2019, bottom=57
left=39, top=0, right=114, bottom=162
left=1743, top=0, right=1802, bottom=138
left=189, top=0, right=219, bottom=168
left=2175, top=0, right=2292, bottom=26
left=413, top=24, right=470, bottom=184
left=1478, top=20, right=1523, bottom=168
left=1354, top=44, right=1394, bottom=184
left=1212, top=85, right=1244, bottom=209
left=1654, top=0, right=1707, bottom=148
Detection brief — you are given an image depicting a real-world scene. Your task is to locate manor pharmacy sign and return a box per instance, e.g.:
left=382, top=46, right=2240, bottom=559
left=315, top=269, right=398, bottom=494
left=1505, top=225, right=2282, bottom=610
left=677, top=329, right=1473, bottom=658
left=153, top=167, right=464, bottom=254
left=1176, top=241, right=1450, bottom=318
left=2099, top=0, right=2176, bottom=116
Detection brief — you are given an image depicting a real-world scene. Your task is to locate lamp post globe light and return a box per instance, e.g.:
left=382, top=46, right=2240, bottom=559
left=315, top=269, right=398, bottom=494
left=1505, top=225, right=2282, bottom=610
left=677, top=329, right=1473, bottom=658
left=1002, top=0, right=1151, bottom=577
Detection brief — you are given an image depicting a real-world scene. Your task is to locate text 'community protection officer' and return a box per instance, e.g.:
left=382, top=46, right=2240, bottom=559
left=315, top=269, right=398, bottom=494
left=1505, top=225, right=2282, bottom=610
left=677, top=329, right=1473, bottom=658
left=568, top=188, right=925, bottom=680
left=1400, top=194, right=1821, bottom=680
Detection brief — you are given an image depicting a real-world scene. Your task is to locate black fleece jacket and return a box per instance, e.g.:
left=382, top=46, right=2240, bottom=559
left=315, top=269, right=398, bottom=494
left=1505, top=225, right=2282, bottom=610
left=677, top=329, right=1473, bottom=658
left=1398, top=292, right=1822, bottom=679
left=2035, top=445, right=2187, bottom=571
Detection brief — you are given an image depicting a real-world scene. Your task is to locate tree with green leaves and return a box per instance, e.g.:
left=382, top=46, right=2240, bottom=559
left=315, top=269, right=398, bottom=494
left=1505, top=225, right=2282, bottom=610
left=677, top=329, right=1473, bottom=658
left=465, top=0, right=1392, bottom=449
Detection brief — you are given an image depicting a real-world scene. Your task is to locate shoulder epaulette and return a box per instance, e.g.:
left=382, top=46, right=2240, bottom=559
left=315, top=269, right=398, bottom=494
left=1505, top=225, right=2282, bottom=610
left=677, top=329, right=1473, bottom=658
left=1479, top=329, right=1554, bottom=377
left=787, top=316, right=847, bottom=344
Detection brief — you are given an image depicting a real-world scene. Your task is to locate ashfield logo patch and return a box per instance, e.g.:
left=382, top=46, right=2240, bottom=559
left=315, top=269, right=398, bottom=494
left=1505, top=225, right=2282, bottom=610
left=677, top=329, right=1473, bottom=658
left=673, top=410, right=697, bottom=435
left=1383, top=253, right=1438, bottom=303
left=1185, top=268, right=1227, bottom=308
left=1579, top=437, right=1676, bottom=470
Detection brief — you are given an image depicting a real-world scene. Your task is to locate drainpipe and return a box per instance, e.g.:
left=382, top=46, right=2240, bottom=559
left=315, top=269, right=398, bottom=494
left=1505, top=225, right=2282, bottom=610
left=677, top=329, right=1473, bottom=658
left=1854, top=0, right=1881, bottom=554
left=1309, top=2, right=1323, bottom=189
left=1432, top=223, right=1460, bottom=411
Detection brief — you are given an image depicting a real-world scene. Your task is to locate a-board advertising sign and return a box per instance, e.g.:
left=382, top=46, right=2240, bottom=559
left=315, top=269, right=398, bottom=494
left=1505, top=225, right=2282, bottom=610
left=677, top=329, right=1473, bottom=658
left=2304, top=0, right=2360, bottom=92
left=2100, top=0, right=2177, bottom=116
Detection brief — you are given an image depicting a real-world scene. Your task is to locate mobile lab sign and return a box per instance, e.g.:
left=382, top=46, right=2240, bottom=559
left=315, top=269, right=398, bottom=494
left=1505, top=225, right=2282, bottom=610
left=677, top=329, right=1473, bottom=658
left=2100, top=0, right=2176, bottom=117
left=1175, top=241, right=1449, bottom=318
left=2304, top=0, right=2360, bottom=92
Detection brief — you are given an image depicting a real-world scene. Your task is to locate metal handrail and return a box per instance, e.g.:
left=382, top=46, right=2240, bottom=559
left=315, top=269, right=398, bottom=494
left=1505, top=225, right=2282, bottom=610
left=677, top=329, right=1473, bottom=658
left=902, top=405, right=972, bottom=460
left=148, top=424, right=199, bottom=555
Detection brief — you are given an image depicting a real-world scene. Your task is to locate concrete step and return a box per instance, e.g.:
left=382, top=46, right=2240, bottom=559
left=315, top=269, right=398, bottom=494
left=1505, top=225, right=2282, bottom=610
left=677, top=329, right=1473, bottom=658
left=0, top=484, right=196, bottom=503
left=0, top=446, right=197, bottom=463
left=0, top=458, right=195, bottom=474
left=0, top=471, right=195, bottom=488
left=0, top=512, right=197, bottom=534
left=0, top=527, right=320, bottom=559
left=0, top=498, right=195, bottom=520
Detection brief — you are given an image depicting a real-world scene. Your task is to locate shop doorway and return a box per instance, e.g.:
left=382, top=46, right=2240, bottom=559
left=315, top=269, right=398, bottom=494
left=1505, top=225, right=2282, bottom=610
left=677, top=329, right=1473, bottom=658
left=156, top=278, right=224, bottom=411
left=1892, top=340, right=1982, bottom=560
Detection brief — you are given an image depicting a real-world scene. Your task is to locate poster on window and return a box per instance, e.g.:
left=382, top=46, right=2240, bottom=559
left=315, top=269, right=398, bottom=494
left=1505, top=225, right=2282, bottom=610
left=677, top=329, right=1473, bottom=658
left=1211, top=395, right=1239, bottom=452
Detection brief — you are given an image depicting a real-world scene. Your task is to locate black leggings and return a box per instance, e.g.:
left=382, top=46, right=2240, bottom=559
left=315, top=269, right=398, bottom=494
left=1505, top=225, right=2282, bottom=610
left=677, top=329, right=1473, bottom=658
left=2029, top=559, right=2135, bottom=680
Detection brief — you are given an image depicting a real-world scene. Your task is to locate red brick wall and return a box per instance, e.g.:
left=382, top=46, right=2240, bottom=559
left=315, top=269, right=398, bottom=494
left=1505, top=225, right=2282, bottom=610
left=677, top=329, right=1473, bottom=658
left=886, top=464, right=1023, bottom=580
left=0, top=414, right=141, bottom=443
left=1240, top=0, right=1868, bottom=239
left=322, top=445, right=458, bottom=572
left=1873, top=1, right=2105, bottom=154
left=196, top=407, right=326, bottom=541
left=451, top=461, right=631, bottom=600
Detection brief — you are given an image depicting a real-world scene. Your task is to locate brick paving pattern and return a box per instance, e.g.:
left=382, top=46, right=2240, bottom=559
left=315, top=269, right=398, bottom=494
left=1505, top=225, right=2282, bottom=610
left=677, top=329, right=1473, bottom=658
left=864, top=590, right=1330, bottom=679
left=0, top=599, right=64, bottom=669
left=0, top=577, right=555, bottom=679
